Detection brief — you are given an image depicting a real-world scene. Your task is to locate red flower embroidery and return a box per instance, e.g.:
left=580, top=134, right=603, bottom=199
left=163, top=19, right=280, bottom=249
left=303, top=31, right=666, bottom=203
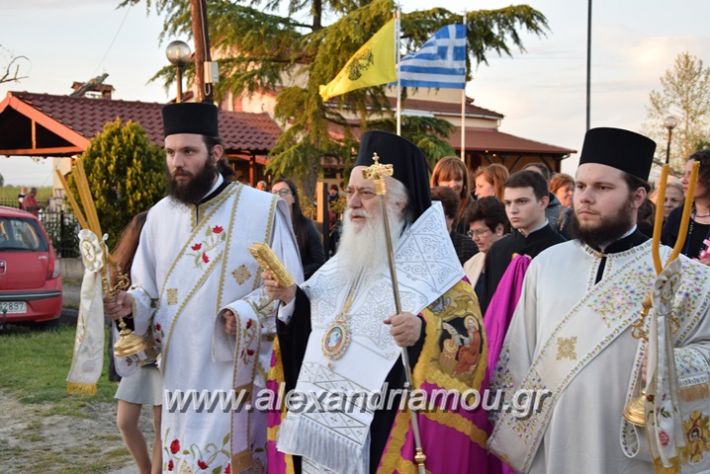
left=202, top=252, right=210, bottom=264
left=224, top=464, right=231, bottom=474
left=167, top=459, right=174, bottom=471
left=246, top=319, right=253, bottom=329
left=659, top=430, right=670, bottom=447
left=170, top=439, right=180, bottom=454
left=155, top=323, right=161, bottom=332
left=197, top=459, right=209, bottom=470
left=212, top=225, right=224, bottom=234
left=246, top=349, right=255, bottom=356
left=191, top=243, right=202, bottom=251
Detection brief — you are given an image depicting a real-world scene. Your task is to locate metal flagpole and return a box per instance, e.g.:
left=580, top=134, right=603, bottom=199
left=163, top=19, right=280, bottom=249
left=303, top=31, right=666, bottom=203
left=395, top=6, right=402, bottom=136
left=460, top=11, right=467, bottom=160
left=586, top=0, right=592, bottom=131
left=362, top=155, right=427, bottom=474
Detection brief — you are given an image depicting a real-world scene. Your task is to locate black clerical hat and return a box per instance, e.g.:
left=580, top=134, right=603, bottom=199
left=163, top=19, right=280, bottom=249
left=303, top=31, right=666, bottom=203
left=354, top=130, right=431, bottom=221
left=579, top=127, right=656, bottom=181
left=162, top=102, right=219, bottom=137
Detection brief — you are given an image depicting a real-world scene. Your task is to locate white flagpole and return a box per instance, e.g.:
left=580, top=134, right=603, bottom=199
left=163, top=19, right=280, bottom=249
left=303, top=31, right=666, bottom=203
left=395, top=6, right=402, bottom=136
left=460, top=12, right=467, bottom=160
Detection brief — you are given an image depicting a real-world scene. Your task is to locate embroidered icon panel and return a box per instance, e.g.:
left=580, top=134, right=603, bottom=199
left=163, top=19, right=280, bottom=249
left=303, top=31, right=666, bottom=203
left=682, top=410, right=710, bottom=465
left=435, top=292, right=483, bottom=383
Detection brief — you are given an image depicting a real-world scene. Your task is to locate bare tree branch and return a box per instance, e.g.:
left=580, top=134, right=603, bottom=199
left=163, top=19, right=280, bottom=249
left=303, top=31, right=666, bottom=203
left=0, top=54, right=29, bottom=84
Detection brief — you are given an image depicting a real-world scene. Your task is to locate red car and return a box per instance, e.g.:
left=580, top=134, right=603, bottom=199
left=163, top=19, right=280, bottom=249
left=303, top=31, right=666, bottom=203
left=0, top=206, right=62, bottom=325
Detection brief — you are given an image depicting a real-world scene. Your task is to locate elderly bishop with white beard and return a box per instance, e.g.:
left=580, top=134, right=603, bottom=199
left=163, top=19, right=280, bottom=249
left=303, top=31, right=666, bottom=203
left=263, top=131, right=491, bottom=474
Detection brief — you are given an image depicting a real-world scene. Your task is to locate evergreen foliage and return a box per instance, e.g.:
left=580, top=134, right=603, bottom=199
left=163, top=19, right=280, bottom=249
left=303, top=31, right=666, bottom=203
left=71, top=119, right=165, bottom=248
left=121, top=0, right=547, bottom=179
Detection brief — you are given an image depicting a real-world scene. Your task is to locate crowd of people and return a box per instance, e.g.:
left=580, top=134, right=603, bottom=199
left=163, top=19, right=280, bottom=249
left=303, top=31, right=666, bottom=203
left=101, top=100, right=710, bottom=474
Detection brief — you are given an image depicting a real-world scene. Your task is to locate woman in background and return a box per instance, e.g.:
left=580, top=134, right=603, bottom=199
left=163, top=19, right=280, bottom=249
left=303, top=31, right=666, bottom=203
left=112, top=212, right=163, bottom=474
left=663, top=150, right=710, bottom=261
left=462, top=197, right=509, bottom=298
left=430, top=186, right=477, bottom=265
left=549, top=173, right=574, bottom=209
left=651, top=180, right=684, bottom=219
left=474, top=163, right=509, bottom=201
left=272, top=179, right=325, bottom=279
left=430, top=156, right=474, bottom=234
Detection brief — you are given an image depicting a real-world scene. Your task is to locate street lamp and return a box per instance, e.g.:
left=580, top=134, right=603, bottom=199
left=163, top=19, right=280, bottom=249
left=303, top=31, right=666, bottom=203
left=166, top=40, right=192, bottom=103
left=663, top=115, right=679, bottom=165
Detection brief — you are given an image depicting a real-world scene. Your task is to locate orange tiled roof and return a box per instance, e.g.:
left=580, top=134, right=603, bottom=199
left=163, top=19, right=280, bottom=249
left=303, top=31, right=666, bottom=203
left=450, top=127, right=574, bottom=155
left=329, top=123, right=574, bottom=157
left=2, top=91, right=281, bottom=153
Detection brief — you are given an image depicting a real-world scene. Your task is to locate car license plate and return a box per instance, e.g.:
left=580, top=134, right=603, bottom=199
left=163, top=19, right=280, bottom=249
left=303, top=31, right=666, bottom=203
left=0, top=302, right=27, bottom=314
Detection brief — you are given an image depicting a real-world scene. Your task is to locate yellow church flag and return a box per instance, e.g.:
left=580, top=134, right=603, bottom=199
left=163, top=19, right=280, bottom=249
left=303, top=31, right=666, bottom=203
left=319, top=19, right=396, bottom=101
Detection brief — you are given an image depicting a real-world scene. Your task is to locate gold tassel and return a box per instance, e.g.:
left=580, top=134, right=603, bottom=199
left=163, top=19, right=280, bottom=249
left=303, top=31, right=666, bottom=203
left=653, top=456, right=681, bottom=474
left=679, top=383, right=710, bottom=402
left=66, top=382, right=97, bottom=395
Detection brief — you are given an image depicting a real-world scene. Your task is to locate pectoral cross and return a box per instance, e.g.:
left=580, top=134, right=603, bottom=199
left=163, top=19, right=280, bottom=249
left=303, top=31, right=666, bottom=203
left=362, top=153, right=393, bottom=196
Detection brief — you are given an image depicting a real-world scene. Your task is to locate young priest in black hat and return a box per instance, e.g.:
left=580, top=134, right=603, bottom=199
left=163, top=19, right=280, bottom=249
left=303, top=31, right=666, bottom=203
left=104, top=101, right=302, bottom=473
left=488, top=127, right=710, bottom=474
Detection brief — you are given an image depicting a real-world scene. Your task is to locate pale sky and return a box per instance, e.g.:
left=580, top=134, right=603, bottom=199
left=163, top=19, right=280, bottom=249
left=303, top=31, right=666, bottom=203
left=1, top=0, right=709, bottom=185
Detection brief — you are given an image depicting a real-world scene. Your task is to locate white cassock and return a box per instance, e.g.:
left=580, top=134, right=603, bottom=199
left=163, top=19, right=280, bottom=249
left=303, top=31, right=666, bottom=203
left=488, top=238, right=710, bottom=473
left=125, top=175, right=303, bottom=473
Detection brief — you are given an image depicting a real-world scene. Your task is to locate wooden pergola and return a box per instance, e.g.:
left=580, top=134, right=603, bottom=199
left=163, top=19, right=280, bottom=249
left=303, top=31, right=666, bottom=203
left=0, top=91, right=283, bottom=184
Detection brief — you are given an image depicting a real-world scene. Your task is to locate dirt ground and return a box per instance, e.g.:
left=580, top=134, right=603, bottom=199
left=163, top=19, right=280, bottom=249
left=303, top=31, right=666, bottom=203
left=0, top=280, right=155, bottom=473
left=0, top=389, right=157, bottom=473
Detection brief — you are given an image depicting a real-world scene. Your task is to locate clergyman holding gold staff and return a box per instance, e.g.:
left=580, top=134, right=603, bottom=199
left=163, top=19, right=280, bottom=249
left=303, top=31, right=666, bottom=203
left=488, top=127, right=710, bottom=474
left=261, top=131, right=491, bottom=474
left=103, top=101, right=303, bottom=474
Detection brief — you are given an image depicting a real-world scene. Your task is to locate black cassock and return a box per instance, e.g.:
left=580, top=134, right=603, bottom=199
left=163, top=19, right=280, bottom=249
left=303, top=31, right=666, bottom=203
left=479, top=224, right=566, bottom=313
left=276, top=287, right=425, bottom=474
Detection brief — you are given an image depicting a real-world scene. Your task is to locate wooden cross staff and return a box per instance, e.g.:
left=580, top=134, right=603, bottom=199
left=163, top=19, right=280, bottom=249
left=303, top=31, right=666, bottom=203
left=362, top=153, right=428, bottom=474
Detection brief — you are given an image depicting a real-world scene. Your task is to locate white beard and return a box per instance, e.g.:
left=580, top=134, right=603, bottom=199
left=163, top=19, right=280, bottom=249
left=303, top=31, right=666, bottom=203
left=336, top=203, right=405, bottom=278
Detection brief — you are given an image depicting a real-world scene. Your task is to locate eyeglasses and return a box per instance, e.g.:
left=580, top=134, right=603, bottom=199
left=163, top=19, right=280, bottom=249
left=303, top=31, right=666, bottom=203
left=273, top=188, right=291, bottom=197
left=467, top=228, right=492, bottom=238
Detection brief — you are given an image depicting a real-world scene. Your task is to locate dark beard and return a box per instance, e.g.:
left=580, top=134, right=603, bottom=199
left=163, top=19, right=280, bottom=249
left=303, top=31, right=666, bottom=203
left=166, top=159, right=218, bottom=205
left=570, top=197, right=635, bottom=250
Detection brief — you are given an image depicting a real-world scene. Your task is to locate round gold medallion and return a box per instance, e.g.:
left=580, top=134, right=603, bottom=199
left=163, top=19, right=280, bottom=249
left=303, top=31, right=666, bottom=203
left=322, top=321, right=351, bottom=361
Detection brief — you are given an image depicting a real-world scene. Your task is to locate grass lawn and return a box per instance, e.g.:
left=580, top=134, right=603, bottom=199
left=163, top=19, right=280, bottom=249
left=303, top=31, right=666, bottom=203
left=0, top=324, right=116, bottom=407
left=0, top=324, right=139, bottom=472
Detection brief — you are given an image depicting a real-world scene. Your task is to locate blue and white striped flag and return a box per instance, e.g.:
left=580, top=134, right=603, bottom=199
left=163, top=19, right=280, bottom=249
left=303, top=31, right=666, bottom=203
left=399, top=24, right=467, bottom=89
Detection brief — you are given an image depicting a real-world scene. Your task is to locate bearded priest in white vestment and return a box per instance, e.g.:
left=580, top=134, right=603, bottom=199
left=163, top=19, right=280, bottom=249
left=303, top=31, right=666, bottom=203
left=105, top=102, right=302, bottom=474
left=488, top=128, right=710, bottom=473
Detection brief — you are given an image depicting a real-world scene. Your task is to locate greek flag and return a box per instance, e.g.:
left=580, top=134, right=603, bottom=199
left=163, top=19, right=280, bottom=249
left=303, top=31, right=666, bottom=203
left=399, top=24, right=466, bottom=89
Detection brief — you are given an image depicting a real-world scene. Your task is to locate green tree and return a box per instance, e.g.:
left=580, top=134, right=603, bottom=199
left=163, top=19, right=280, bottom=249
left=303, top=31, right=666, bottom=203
left=71, top=119, right=165, bottom=248
left=123, top=0, right=547, bottom=186
left=643, top=52, right=710, bottom=171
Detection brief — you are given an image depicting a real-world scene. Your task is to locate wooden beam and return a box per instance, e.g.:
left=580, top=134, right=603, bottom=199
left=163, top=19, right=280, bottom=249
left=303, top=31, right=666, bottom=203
left=4, top=93, right=90, bottom=148
left=0, top=146, right=83, bottom=156
left=31, top=119, right=36, bottom=149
